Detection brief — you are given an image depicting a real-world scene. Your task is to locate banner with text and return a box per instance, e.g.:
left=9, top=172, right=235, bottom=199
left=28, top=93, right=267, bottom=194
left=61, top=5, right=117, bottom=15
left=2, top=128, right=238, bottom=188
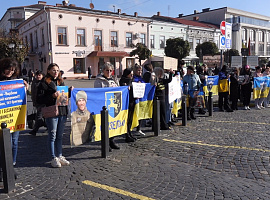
left=0, top=79, right=27, bottom=132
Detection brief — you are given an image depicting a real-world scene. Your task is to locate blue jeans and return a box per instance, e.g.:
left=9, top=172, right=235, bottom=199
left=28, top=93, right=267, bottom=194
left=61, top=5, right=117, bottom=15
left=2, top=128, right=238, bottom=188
left=11, top=131, right=20, bottom=164
left=45, top=115, right=67, bottom=159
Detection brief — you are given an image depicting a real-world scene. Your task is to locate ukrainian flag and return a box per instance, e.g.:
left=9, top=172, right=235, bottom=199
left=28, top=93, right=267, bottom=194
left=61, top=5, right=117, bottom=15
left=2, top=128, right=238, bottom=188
left=253, top=77, right=270, bottom=99
left=0, top=79, right=27, bottom=132
left=172, top=98, right=182, bottom=117
left=131, top=84, right=155, bottom=130
left=203, top=75, right=219, bottom=96
left=71, top=86, right=129, bottom=141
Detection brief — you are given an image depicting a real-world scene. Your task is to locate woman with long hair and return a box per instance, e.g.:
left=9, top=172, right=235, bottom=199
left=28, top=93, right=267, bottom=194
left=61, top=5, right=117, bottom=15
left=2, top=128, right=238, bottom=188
left=37, top=63, right=70, bottom=168
left=0, top=58, right=28, bottom=166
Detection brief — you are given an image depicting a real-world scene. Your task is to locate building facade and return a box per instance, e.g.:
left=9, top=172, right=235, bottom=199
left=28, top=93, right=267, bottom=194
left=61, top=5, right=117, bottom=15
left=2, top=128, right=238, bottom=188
left=181, top=7, right=270, bottom=59
left=17, top=2, right=150, bottom=77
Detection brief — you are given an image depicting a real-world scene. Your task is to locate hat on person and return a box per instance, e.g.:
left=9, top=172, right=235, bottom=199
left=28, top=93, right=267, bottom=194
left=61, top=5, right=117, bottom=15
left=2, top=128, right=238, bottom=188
left=245, top=65, right=250, bottom=69
left=187, top=66, right=195, bottom=72
left=76, top=90, right=87, bottom=102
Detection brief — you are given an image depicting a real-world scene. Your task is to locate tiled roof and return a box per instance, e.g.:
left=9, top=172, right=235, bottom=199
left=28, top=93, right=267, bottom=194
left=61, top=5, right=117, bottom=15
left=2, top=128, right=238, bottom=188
left=152, top=15, right=219, bottom=29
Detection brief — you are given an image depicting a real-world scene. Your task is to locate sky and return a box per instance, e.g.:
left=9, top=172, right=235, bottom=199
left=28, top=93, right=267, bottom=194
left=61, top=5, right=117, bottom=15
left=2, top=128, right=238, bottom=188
left=1, top=0, right=270, bottom=20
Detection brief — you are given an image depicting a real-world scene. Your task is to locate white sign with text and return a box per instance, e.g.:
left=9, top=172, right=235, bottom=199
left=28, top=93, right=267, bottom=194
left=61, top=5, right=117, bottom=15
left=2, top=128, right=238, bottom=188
left=132, top=82, right=146, bottom=98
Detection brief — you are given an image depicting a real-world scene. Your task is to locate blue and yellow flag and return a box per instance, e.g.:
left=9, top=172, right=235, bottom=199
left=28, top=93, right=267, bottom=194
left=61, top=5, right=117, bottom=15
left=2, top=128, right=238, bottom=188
left=253, top=77, right=270, bottom=99
left=0, top=79, right=27, bottom=132
left=203, top=75, right=219, bottom=96
left=71, top=86, right=129, bottom=142
left=131, top=84, right=155, bottom=130
left=172, top=98, right=182, bottom=117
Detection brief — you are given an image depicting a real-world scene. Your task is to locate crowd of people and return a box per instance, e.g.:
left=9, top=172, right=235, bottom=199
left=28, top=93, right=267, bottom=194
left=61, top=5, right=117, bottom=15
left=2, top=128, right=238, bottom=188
left=1, top=57, right=270, bottom=171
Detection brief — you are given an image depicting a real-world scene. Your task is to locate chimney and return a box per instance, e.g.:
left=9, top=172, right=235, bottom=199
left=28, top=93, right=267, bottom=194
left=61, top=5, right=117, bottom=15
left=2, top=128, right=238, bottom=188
left=56, top=3, right=62, bottom=6
left=178, top=13, right=183, bottom=18
left=157, top=11, right=160, bottom=16
left=38, top=1, right=47, bottom=5
left=69, top=4, right=76, bottom=7
left=117, top=9, right=121, bottom=14
left=193, top=16, right=199, bottom=21
left=194, top=10, right=199, bottom=14
left=202, top=8, right=210, bottom=12
left=134, top=12, right=138, bottom=17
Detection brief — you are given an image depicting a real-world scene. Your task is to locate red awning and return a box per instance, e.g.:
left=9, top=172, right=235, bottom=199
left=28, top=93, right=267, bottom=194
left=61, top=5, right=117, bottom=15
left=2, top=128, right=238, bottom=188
left=87, top=51, right=130, bottom=57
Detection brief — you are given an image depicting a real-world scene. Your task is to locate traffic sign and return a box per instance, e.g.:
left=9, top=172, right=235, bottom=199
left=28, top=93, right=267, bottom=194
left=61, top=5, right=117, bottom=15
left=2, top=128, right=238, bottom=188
left=225, top=22, right=232, bottom=49
left=220, top=35, right=226, bottom=50
left=220, top=21, right=226, bottom=35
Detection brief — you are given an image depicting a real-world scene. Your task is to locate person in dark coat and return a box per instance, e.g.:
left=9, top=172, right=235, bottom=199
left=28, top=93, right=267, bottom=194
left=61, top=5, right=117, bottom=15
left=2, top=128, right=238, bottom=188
left=230, top=68, right=240, bottom=110
left=240, top=65, right=253, bottom=110
left=119, top=68, right=136, bottom=143
left=153, top=67, right=174, bottom=130
left=29, top=70, right=46, bottom=136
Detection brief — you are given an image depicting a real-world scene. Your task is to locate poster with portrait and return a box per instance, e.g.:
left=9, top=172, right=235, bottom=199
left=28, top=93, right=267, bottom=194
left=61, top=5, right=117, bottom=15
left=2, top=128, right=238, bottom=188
left=56, top=86, right=68, bottom=106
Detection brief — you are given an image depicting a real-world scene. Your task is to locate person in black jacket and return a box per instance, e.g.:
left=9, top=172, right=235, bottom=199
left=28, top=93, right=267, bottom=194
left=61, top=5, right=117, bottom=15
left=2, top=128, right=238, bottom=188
left=230, top=68, right=240, bottom=110
left=119, top=68, right=136, bottom=142
left=37, top=63, right=71, bottom=168
left=240, top=65, right=253, bottom=110
left=29, top=70, right=46, bottom=136
left=153, top=67, right=174, bottom=130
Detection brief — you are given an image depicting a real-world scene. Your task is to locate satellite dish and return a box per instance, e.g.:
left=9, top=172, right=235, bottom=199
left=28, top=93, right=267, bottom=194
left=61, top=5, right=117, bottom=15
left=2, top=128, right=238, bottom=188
left=90, top=3, right=94, bottom=9
left=65, top=0, right=69, bottom=4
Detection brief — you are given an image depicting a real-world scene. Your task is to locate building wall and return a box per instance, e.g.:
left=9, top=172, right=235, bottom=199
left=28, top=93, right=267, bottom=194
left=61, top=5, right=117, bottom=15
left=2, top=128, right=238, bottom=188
left=18, top=7, right=150, bottom=77
left=149, top=21, right=187, bottom=57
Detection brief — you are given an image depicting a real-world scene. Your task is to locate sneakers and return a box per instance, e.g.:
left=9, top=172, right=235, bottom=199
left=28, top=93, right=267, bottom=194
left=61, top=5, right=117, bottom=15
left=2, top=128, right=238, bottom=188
left=256, top=105, right=261, bottom=110
left=51, top=156, right=70, bottom=168
left=137, top=130, right=145, bottom=136
left=51, top=157, right=61, bottom=168
left=244, top=106, right=251, bottom=110
left=58, top=156, right=70, bottom=166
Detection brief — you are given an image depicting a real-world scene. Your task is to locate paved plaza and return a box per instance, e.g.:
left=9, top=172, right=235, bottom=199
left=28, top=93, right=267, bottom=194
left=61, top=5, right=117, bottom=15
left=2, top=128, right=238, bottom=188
left=1, top=79, right=270, bottom=199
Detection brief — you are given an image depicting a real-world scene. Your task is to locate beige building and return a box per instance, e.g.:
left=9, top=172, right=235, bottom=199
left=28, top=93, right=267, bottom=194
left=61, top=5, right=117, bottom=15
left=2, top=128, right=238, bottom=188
left=17, top=2, right=150, bottom=78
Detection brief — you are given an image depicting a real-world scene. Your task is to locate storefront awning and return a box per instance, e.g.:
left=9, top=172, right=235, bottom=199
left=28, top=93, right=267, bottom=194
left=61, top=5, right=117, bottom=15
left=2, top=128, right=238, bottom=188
left=87, top=51, right=129, bottom=57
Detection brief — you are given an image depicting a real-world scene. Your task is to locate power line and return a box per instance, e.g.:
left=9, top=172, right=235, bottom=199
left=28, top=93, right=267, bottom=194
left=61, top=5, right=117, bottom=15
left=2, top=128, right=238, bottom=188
left=122, top=0, right=151, bottom=12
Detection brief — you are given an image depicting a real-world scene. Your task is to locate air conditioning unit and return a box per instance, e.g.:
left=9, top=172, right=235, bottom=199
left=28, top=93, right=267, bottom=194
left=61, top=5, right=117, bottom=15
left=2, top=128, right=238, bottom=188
left=133, top=33, right=140, bottom=40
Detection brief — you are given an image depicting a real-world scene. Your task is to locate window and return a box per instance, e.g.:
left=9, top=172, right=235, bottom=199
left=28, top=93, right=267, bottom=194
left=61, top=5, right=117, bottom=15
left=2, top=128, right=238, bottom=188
left=150, top=35, right=155, bottom=48
left=250, top=29, right=255, bottom=42
left=34, top=30, right=38, bottom=48
left=160, top=36, right=165, bottom=49
left=110, top=58, right=116, bottom=75
left=258, top=31, right=264, bottom=42
left=111, top=31, right=118, bottom=47
left=242, top=28, right=247, bottom=47
left=140, top=33, right=146, bottom=45
left=188, top=38, right=193, bottom=49
left=94, top=30, right=102, bottom=51
left=77, top=29, right=85, bottom=46
left=58, top=27, right=67, bottom=45
left=126, top=32, right=132, bottom=47
left=74, top=58, right=85, bottom=74
left=41, top=28, right=45, bottom=46
left=126, top=58, right=135, bottom=68
left=196, top=39, right=200, bottom=45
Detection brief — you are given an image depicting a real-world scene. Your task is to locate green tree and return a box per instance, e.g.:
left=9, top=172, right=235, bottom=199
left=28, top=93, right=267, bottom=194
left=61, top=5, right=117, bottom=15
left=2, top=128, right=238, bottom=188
left=129, top=43, right=151, bottom=65
left=195, top=41, right=219, bottom=57
left=0, top=33, right=28, bottom=64
left=223, top=49, right=240, bottom=64
left=164, top=38, right=190, bottom=60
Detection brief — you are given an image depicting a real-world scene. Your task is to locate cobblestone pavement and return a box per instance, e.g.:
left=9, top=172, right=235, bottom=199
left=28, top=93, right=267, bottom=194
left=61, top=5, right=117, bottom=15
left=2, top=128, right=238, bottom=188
left=1, top=79, right=270, bottom=199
